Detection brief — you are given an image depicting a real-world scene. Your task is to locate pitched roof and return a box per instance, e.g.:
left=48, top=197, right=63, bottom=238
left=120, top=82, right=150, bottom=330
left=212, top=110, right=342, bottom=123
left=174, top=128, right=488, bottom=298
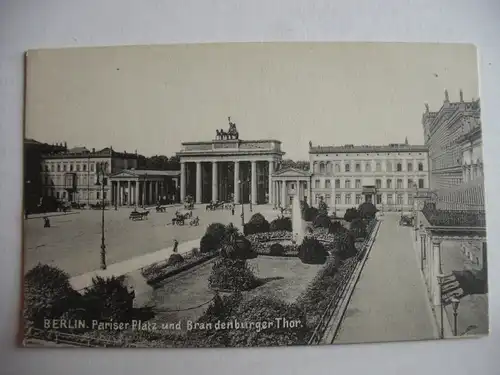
left=272, top=167, right=312, bottom=177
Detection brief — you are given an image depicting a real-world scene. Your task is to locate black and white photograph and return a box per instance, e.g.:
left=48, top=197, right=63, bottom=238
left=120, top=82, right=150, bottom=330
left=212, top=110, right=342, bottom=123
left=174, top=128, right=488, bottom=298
left=21, top=42, right=488, bottom=348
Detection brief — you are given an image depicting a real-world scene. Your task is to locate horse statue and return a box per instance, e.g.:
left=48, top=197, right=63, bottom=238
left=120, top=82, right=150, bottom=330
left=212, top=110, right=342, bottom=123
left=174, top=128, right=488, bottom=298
left=227, top=116, right=239, bottom=139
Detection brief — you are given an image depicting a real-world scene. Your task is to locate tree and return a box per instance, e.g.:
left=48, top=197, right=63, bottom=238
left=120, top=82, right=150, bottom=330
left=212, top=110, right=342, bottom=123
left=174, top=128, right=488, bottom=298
left=334, top=232, right=357, bottom=259
left=358, top=202, right=378, bottom=219
left=344, top=207, right=359, bottom=222
left=269, top=216, right=292, bottom=232
left=244, top=213, right=270, bottom=235
left=24, top=264, right=81, bottom=328
left=298, top=237, right=328, bottom=264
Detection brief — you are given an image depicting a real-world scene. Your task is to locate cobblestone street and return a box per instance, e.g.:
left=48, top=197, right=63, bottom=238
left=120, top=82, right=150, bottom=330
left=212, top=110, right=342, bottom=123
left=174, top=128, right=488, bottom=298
left=24, top=204, right=278, bottom=277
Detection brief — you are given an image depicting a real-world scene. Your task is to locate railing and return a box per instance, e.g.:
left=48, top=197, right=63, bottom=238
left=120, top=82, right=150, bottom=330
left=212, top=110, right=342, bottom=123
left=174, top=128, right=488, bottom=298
left=307, top=219, right=379, bottom=344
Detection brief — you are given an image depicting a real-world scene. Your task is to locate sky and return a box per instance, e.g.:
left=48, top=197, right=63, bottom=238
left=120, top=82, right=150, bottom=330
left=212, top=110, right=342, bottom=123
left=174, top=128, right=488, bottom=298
left=25, top=42, right=479, bottom=161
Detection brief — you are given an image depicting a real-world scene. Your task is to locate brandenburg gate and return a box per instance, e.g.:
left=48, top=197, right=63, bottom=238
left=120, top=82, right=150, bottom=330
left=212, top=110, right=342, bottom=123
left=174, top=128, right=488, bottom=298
left=176, top=118, right=285, bottom=205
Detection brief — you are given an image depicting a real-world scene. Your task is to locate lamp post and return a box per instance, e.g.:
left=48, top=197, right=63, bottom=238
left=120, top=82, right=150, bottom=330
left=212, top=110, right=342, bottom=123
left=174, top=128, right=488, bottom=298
left=95, top=162, right=108, bottom=270
left=238, top=179, right=251, bottom=226
left=450, top=297, right=460, bottom=336
left=437, top=273, right=446, bottom=339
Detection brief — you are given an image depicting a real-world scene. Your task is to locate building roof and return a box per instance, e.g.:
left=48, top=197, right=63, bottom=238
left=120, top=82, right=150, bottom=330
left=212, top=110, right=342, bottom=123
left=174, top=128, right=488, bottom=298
left=272, top=167, right=312, bottom=178
left=309, top=143, right=428, bottom=154
left=109, top=169, right=180, bottom=178
left=42, top=146, right=141, bottom=160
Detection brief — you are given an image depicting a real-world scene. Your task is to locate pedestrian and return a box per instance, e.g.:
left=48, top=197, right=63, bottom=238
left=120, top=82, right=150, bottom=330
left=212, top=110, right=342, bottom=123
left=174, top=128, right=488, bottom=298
left=43, top=216, right=50, bottom=228
left=173, top=239, right=179, bottom=253
left=231, top=205, right=235, bottom=216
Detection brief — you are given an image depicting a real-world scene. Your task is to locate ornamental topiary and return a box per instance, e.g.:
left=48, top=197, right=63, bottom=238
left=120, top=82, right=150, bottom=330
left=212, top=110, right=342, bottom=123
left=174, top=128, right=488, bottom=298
left=313, top=213, right=331, bottom=229
left=269, top=216, right=292, bottom=232
left=24, top=264, right=82, bottom=329
left=208, top=258, right=259, bottom=291
left=343, top=207, right=359, bottom=222
left=269, top=243, right=285, bottom=256
left=247, top=213, right=270, bottom=234
left=298, top=237, right=328, bottom=265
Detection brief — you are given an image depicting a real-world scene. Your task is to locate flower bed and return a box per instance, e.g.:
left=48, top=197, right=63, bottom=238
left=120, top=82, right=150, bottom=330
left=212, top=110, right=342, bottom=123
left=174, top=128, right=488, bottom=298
left=246, top=231, right=292, bottom=243
left=252, top=242, right=299, bottom=257
left=141, top=249, right=218, bottom=285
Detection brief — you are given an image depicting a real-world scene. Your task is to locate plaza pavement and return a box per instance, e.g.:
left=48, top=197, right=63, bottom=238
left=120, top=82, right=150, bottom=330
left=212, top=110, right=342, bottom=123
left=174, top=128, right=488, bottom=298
left=334, top=213, right=438, bottom=344
left=24, top=203, right=280, bottom=278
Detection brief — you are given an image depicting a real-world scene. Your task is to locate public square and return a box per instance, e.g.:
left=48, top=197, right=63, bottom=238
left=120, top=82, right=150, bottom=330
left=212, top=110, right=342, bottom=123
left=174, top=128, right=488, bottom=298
left=24, top=204, right=279, bottom=277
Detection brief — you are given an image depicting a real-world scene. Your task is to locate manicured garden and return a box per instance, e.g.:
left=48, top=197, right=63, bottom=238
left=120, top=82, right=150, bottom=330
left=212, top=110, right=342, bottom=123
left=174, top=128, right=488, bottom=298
left=24, top=199, right=379, bottom=347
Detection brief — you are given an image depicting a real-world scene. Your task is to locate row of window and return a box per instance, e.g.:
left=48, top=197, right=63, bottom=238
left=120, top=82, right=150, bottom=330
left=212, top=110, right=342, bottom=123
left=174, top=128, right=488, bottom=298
left=44, top=175, right=98, bottom=186
left=313, top=178, right=426, bottom=189
left=313, top=161, right=425, bottom=174
left=43, top=161, right=110, bottom=173
left=46, top=190, right=107, bottom=200
left=316, top=193, right=414, bottom=206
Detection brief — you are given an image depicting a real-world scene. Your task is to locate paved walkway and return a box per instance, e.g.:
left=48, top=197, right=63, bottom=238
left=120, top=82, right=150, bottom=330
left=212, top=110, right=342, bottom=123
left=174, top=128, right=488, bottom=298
left=69, top=238, right=199, bottom=291
left=334, top=214, right=438, bottom=344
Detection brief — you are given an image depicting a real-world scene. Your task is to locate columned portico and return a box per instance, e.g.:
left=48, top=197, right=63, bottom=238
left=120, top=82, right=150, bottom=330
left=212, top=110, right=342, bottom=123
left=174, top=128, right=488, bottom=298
left=176, top=119, right=285, bottom=205
left=271, top=167, right=312, bottom=208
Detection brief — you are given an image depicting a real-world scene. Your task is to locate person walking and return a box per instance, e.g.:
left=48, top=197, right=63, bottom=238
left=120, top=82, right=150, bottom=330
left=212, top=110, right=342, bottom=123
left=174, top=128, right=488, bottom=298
left=231, top=204, right=235, bottom=216
left=173, top=239, right=179, bottom=253
left=43, top=216, right=50, bottom=228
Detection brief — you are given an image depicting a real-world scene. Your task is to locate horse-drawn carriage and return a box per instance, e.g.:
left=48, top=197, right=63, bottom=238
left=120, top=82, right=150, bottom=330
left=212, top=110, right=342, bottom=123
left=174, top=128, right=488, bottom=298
left=171, top=210, right=195, bottom=226
left=155, top=205, right=167, bottom=213
left=399, top=214, right=414, bottom=226
left=183, top=195, right=195, bottom=210
left=129, top=210, right=150, bottom=221
left=206, top=200, right=225, bottom=211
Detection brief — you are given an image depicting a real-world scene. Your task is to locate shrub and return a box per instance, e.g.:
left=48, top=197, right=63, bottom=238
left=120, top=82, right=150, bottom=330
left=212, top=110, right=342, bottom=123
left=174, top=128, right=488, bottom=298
left=227, top=296, right=308, bottom=347
left=191, top=247, right=200, bottom=257
left=298, top=237, right=328, bottom=265
left=24, top=264, right=81, bottom=328
left=269, top=216, right=292, bottom=232
left=358, top=202, right=378, bottom=219
left=82, top=275, right=135, bottom=322
left=313, top=213, right=331, bottom=229
left=221, top=237, right=257, bottom=260
left=304, top=207, right=319, bottom=222
left=200, top=233, right=219, bottom=253
left=329, top=221, right=346, bottom=234
left=166, top=253, right=184, bottom=266
left=350, top=218, right=367, bottom=239
left=344, top=207, right=359, bottom=222
left=269, top=243, right=285, bottom=256
left=334, top=231, right=357, bottom=259
left=244, top=213, right=270, bottom=235
left=205, top=223, right=227, bottom=243
left=209, top=258, right=259, bottom=291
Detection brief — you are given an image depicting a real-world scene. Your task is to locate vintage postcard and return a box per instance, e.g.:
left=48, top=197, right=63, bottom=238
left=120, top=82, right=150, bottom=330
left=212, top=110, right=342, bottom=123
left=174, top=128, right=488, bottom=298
left=21, top=42, right=488, bottom=348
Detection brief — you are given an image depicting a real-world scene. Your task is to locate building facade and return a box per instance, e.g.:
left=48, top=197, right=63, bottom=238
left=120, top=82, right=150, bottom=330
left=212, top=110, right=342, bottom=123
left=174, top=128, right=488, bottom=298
left=308, top=141, right=430, bottom=213
left=40, top=146, right=140, bottom=205
left=176, top=119, right=285, bottom=205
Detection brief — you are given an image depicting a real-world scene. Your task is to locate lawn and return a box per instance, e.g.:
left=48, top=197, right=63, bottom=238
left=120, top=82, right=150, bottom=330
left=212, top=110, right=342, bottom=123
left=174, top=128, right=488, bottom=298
left=148, top=256, right=323, bottom=333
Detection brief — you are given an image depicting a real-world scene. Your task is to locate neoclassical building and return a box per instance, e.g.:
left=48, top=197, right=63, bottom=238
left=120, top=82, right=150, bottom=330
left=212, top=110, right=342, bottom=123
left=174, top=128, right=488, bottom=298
left=176, top=119, right=284, bottom=205
left=308, top=141, right=430, bottom=213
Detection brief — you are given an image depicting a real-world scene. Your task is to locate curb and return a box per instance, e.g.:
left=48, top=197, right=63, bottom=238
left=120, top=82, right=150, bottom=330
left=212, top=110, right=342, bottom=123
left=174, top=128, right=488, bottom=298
left=320, top=219, right=382, bottom=344
left=25, top=212, right=80, bottom=220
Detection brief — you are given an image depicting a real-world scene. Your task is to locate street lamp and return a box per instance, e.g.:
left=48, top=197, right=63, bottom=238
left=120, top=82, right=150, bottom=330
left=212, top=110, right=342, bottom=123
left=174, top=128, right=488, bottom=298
left=437, top=273, right=446, bottom=339
left=95, top=162, right=108, bottom=270
left=450, top=297, right=460, bottom=336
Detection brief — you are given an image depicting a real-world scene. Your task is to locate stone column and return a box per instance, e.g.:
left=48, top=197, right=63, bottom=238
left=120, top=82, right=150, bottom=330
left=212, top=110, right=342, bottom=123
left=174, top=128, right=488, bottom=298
left=180, top=162, right=186, bottom=202
left=127, top=180, right=131, bottom=206
left=135, top=181, right=139, bottom=206
left=251, top=160, right=257, bottom=205
left=118, top=182, right=122, bottom=206
left=212, top=161, right=218, bottom=202
left=148, top=181, right=153, bottom=205
left=196, top=162, right=202, bottom=204
left=268, top=161, right=274, bottom=205
left=282, top=180, right=287, bottom=208
left=234, top=161, right=240, bottom=203
left=296, top=179, right=300, bottom=201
